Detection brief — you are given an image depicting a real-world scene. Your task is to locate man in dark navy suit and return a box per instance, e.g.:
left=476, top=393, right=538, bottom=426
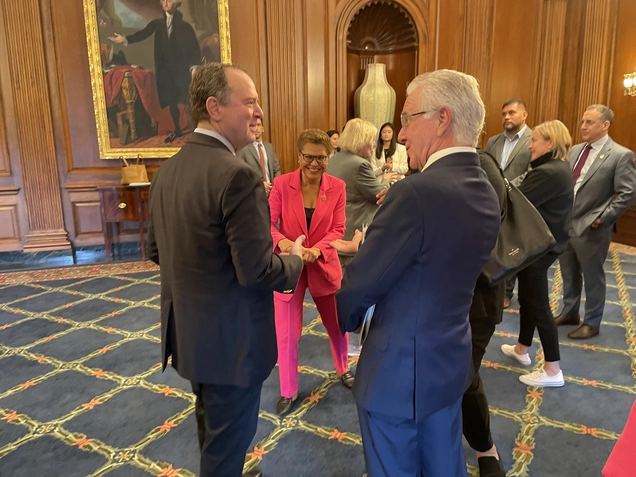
left=337, top=69, right=500, bottom=477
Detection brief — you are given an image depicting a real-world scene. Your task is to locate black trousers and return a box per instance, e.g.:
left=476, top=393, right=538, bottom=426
left=505, top=275, right=516, bottom=299
left=191, top=381, right=262, bottom=477
left=517, top=251, right=561, bottom=362
left=462, top=319, right=497, bottom=452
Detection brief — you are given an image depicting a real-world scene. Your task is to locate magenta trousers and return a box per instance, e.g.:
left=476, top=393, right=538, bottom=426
left=274, top=269, right=349, bottom=398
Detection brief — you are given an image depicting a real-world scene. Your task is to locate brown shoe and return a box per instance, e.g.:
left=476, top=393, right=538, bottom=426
left=568, top=324, right=599, bottom=339
left=554, top=313, right=580, bottom=326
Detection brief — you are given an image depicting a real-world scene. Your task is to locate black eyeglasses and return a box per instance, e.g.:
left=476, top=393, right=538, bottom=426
left=400, top=109, right=437, bottom=129
left=301, top=153, right=328, bottom=163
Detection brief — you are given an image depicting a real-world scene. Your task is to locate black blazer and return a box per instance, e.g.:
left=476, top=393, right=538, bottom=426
left=470, top=152, right=507, bottom=325
left=518, top=151, right=574, bottom=246
left=147, top=133, right=302, bottom=386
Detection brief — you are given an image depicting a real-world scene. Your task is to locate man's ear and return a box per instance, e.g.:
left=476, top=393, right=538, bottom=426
left=437, top=106, right=452, bottom=137
left=206, top=96, right=221, bottom=121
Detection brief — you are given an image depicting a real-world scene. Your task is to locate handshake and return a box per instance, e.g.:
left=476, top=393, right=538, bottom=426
left=278, top=235, right=322, bottom=264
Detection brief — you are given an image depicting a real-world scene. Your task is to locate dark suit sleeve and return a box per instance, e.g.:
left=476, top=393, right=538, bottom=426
left=126, top=20, right=158, bottom=44
left=600, top=150, right=636, bottom=225
left=147, top=178, right=159, bottom=265
left=355, top=160, right=388, bottom=203
left=222, top=166, right=302, bottom=290
left=337, top=181, right=421, bottom=332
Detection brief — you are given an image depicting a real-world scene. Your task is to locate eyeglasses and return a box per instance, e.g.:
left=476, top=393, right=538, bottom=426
left=301, top=153, right=328, bottom=163
left=400, top=109, right=437, bottom=129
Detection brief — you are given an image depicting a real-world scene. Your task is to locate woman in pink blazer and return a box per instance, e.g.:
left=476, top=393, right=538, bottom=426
left=269, top=129, right=352, bottom=416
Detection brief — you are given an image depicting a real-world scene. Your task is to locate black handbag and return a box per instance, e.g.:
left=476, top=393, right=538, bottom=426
left=482, top=175, right=556, bottom=284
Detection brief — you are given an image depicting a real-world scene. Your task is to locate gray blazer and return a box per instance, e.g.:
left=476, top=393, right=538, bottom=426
left=485, top=127, right=533, bottom=180
left=326, top=150, right=389, bottom=243
left=238, top=141, right=281, bottom=183
left=568, top=137, right=636, bottom=238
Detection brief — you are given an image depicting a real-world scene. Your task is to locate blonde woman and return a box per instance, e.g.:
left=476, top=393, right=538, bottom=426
left=326, top=118, right=389, bottom=270
left=500, top=120, right=574, bottom=387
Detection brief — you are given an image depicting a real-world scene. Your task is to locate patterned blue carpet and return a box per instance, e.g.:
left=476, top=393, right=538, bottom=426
left=0, top=247, right=634, bottom=477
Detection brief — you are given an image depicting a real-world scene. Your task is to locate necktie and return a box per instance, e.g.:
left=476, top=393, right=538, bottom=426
left=572, top=144, right=592, bottom=182
left=257, top=143, right=268, bottom=182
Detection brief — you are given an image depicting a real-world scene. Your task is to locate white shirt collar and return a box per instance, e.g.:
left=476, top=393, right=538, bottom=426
left=421, top=146, right=476, bottom=172
left=166, top=12, right=174, bottom=21
left=253, top=140, right=264, bottom=148
left=193, top=127, right=236, bottom=155
left=589, top=134, right=609, bottom=150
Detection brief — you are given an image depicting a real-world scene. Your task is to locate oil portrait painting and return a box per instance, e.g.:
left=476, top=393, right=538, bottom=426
left=84, top=0, right=231, bottom=158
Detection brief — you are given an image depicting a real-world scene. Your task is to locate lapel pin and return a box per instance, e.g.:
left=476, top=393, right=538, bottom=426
left=600, top=154, right=605, bottom=159
left=322, top=195, right=326, bottom=201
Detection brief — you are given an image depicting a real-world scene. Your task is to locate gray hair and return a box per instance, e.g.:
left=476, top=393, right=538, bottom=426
left=406, top=69, right=485, bottom=147
left=586, top=104, right=614, bottom=124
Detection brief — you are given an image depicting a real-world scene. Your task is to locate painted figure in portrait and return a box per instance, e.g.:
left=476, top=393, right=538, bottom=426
left=92, top=0, right=224, bottom=151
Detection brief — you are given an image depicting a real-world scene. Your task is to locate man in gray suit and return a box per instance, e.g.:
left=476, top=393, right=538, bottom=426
left=555, top=104, right=636, bottom=339
left=238, top=118, right=281, bottom=194
left=485, top=98, right=533, bottom=307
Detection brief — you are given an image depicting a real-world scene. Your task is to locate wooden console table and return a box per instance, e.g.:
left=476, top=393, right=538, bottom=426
left=97, top=185, right=149, bottom=261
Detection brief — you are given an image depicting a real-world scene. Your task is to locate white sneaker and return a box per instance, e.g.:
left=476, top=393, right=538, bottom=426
left=519, top=369, right=564, bottom=387
left=500, top=344, right=531, bottom=366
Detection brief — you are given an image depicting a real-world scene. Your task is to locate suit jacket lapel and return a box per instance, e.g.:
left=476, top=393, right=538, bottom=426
left=579, top=138, right=613, bottom=190
left=309, top=174, right=334, bottom=237
left=267, top=143, right=277, bottom=180
left=290, top=169, right=309, bottom=236
left=569, top=144, right=584, bottom=169
left=494, top=135, right=505, bottom=165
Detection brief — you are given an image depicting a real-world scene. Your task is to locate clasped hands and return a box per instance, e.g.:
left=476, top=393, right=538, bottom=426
left=278, top=238, right=321, bottom=264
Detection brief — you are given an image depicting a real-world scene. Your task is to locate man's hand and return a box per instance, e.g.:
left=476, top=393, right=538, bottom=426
left=290, top=235, right=306, bottom=260
left=376, top=187, right=389, bottom=205
left=330, top=229, right=363, bottom=254
left=263, top=182, right=272, bottom=194
left=591, top=218, right=602, bottom=229
left=302, top=247, right=321, bottom=263
left=108, top=33, right=125, bottom=44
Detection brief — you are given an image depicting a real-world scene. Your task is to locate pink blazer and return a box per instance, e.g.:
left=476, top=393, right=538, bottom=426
left=269, top=169, right=346, bottom=299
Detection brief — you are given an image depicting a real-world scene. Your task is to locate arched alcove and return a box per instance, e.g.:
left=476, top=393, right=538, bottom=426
left=335, top=0, right=429, bottom=131
left=346, top=1, right=418, bottom=129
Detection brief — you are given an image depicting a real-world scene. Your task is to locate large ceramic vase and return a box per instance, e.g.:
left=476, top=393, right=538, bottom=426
left=354, top=63, right=396, bottom=129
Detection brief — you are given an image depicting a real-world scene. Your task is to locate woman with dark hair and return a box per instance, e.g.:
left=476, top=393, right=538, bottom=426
left=326, top=129, right=340, bottom=153
left=371, top=122, right=408, bottom=180
left=269, top=129, right=352, bottom=416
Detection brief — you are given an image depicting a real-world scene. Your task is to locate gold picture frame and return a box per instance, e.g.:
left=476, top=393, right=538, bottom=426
left=83, top=0, right=231, bottom=159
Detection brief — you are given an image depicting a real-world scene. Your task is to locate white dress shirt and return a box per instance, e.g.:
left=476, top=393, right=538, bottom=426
left=421, top=146, right=477, bottom=172
left=573, top=135, right=609, bottom=196
left=193, top=127, right=236, bottom=155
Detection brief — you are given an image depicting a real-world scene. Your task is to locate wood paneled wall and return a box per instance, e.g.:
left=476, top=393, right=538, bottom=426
left=1, top=0, right=636, bottom=251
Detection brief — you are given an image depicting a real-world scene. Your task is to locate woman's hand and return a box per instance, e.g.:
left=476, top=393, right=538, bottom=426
left=278, top=238, right=294, bottom=253
left=381, top=159, right=393, bottom=171
left=302, top=247, right=321, bottom=263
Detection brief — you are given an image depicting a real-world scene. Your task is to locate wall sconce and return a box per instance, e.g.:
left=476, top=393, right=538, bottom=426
left=625, top=73, right=636, bottom=96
